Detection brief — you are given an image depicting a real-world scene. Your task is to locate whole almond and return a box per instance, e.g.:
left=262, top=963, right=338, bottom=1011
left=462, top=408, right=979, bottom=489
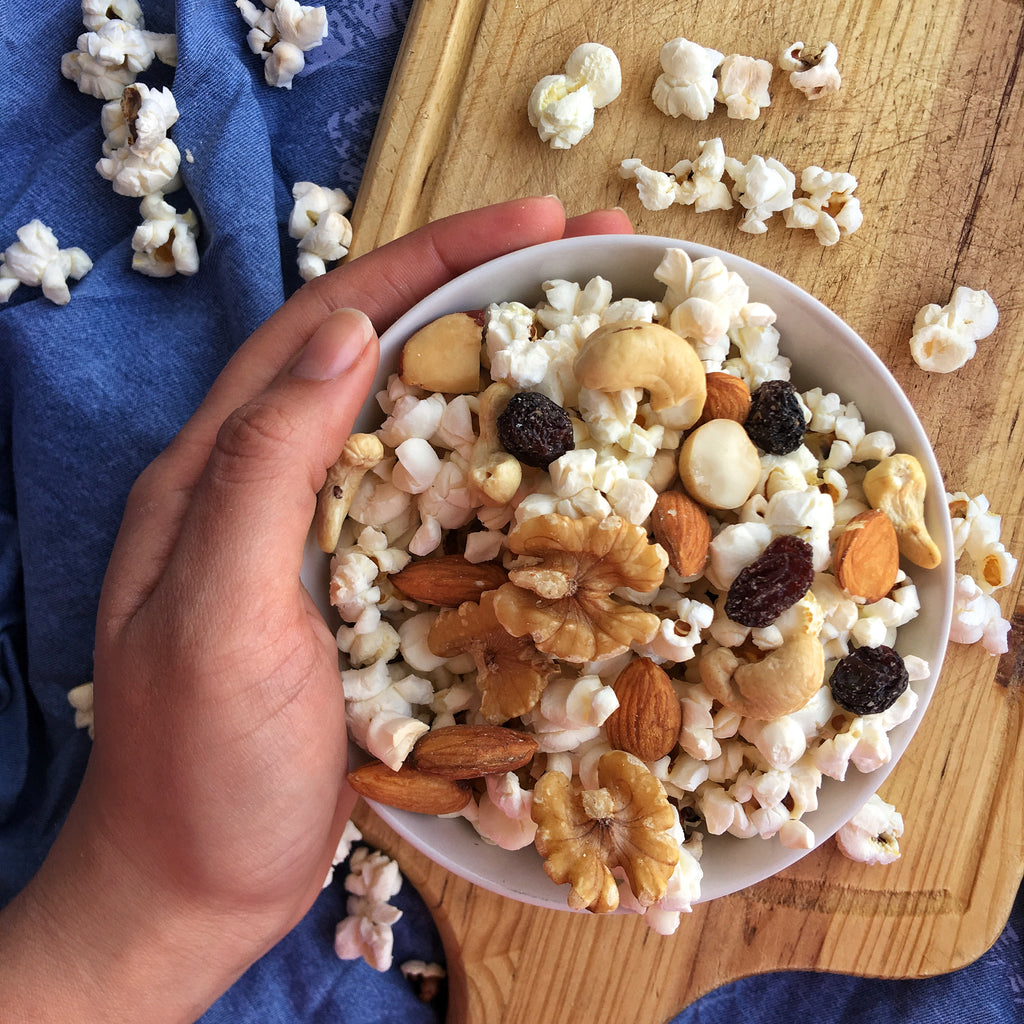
left=411, top=724, right=538, bottom=780
left=833, top=508, right=900, bottom=603
left=650, top=490, right=712, bottom=577
left=348, top=760, right=472, bottom=815
left=605, top=657, right=682, bottom=762
left=698, top=371, right=751, bottom=425
left=391, top=554, right=508, bottom=607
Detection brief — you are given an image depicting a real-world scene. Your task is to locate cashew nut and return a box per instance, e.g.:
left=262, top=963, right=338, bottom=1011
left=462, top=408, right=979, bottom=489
left=698, top=632, right=825, bottom=720
left=862, top=453, right=942, bottom=569
left=315, top=433, right=385, bottom=553
left=470, top=382, right=523, bottom=507
left=572, top=320, right=707, bottom=424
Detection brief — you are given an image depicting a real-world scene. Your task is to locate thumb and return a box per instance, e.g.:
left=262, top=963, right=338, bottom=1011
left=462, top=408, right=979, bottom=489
left=164, top=308, right=380, bottom=608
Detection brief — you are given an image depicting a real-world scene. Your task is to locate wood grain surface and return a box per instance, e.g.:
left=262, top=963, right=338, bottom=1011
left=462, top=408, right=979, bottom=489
left=346, top=1, right=1024, bottom=1020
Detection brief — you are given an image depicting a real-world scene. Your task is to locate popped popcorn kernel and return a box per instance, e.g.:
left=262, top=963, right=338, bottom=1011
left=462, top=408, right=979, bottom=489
left=835, top=793, right=903, bottom=864
left=0, top=220, right=92, bottom=306
left=652, top=37, right=724, bottom=121
left=528, top=43, right=621, bottom=149
left=236, top=0, right=329, bottom=89
left=334, top=847, right=404, bottom=972
left=910, top=287, right=999, bottom=373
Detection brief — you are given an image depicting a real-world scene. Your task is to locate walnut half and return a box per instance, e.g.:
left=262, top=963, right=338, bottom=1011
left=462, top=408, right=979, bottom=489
left=428, top=591, right=559, bottom=724
left=531, top=750, right=680, bottom=913
left=493, top=513, right=668, bottom=663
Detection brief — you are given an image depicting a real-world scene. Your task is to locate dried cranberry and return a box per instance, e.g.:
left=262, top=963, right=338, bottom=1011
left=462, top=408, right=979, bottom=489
left=744, top=379, right=806, bottom=455
left=496, top=391, right=574, bottom=468
left=724, top=534, right=815, bottom=627
left=829, top=645, right=909, bottom=715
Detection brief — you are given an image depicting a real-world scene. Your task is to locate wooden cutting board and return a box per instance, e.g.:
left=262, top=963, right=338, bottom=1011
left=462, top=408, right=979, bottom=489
left=346, top=1, right=1024, bottom=1020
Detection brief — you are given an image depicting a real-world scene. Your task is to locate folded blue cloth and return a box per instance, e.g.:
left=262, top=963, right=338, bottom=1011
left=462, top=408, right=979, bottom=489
left=1, top=1, right=442, bottom=1020
left=1, top=3, right=1020, bottom=1023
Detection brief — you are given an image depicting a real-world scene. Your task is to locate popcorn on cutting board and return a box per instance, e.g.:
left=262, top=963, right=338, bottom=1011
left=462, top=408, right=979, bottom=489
left=528, top=42, right=622, bottom=149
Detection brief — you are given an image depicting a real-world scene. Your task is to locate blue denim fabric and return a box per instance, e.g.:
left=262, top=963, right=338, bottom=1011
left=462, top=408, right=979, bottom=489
left=1, top=2, right=441, bottom=1020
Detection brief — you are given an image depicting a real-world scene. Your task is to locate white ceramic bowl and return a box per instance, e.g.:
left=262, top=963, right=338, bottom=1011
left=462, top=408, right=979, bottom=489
left=303, top=234, right=954, bottom=909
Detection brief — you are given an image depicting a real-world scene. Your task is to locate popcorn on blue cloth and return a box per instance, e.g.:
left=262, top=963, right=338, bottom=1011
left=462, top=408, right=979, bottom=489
left=1, top=2, right=442, bottom=1021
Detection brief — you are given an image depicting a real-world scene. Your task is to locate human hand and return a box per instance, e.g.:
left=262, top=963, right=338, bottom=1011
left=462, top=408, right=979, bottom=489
left=0, top=197, right=632, bottom=1023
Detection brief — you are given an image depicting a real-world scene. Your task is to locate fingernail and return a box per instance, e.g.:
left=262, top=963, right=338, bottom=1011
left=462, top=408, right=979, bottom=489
left=290, top=308, right=374, bottom=380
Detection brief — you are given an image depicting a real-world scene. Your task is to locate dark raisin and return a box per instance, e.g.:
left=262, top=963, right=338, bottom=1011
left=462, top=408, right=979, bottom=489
left=724, top=534, right=815, bottom=627
left=829, top=645, right=909, bottom=715
left=744, top=379, right=806, bottom=455
left=496, top=391, right=574, bottom=468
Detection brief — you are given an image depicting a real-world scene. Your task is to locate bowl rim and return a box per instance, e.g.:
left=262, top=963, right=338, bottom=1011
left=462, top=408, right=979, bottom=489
left=322, top=232, right=955, bottom=910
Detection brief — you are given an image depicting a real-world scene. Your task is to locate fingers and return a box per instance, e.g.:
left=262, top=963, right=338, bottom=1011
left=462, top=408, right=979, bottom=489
left=562, top=207, right=633, bottom=238
left=173, top=198, right=633, bottom=468
left=185, top=197, right=571, bottom=452
left=102, top=310, right=380, bottom=628
left=99, top=197, right=634, bottom=628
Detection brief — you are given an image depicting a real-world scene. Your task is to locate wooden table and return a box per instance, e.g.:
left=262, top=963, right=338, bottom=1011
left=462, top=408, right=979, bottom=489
left=346, top=1, right=1024, bottom=1020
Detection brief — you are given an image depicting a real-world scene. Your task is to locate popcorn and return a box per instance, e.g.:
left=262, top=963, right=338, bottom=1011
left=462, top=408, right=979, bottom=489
left=330, top=550, right=381, bottom=625
left=82, top=0, right=144, bottom=31
left=909, top=287, right=999, bottom=373
left=322, top=820, right=363, bottom=888
left=655, top=248, right=748, bottom=349
left=131, top=194, right=199, bottom=277
left=948, top=491, right=1018, bottom=592
left=97, top=84, right=182, bottom=197
left=288, top=182, right=353, bottom=281
left=0, top=220, right=92, bottom=306
left=68, top=682, right=96, bottom=738
left=715, top=54, right=772, bottom=120
left=528, top=43, right=622, bottom=149
left=779, top=41, right=842, bottom=100
left=337, top=620, right=401, bottom=668
left=638, top=596, right=714, bottom=663
left=725, top=310, right=790, bottom=386
left=652, top=37, right=724, bottom=121
left=670, top=138, right=733, bottom=212
left=537, top=275, right=613, bottom=331
left=618, top=158, right=680, bottom=212
left=949, top=573, right=1011, bottom=655
left=236, top=0, right=329, bottom=89
left=392, top=438, right=442, bottom=495
left=62, top=6, right=176, bottom=100
left=400, top=959, right=447, bottom=1003
left=343, top=668, right=432, bottom=769
left=523, top=675, right=619, bottom=752
left=724, top=154, right=796, bottom=234
left=620, top=140, right=734, bottom=215
left=334, top=848, right=404, bottom=972
left=835, top=793, right=904, bottom=864
left=475, top=772, right=538, bottom=850
left=784, top=166, right=863, bottom=246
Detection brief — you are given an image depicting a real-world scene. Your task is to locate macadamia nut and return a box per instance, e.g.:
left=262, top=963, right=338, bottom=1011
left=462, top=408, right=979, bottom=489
left=678, top=419, right=761, bottom=510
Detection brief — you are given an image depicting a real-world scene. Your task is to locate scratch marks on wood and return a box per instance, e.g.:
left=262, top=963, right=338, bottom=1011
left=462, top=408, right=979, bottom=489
left=953, top=10, right=1024, bottom=278
left=748, top=875, right=962, bottom=917
left=994, top=607, right=1024, bottom=695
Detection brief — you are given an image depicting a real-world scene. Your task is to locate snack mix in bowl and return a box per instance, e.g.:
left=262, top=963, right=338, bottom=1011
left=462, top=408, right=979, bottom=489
left=313, top=235, right=952, bottom=933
